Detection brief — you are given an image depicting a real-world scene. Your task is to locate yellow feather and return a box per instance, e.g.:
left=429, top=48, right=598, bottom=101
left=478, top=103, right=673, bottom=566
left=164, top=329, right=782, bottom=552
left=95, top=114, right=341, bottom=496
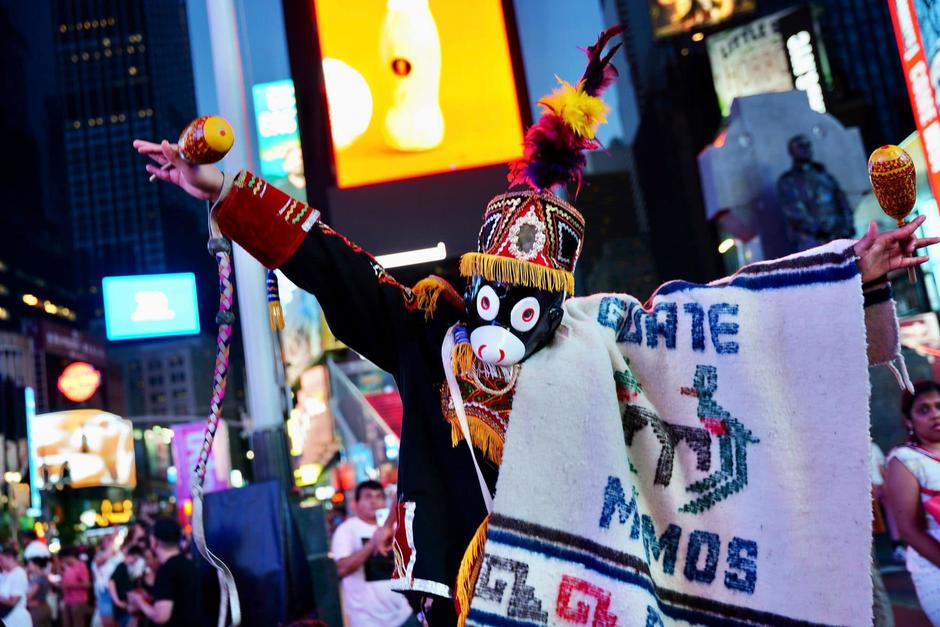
left=537, top=78, right=610, bottom=139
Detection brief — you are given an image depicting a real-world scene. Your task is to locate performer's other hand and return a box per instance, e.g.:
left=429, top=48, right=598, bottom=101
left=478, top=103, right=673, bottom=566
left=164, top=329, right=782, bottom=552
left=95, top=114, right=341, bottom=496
left=854, top=215, right=940, bottom=283
left=132, top=139, right=225, bottom=202
left=371, top=525, right=394, bottom=556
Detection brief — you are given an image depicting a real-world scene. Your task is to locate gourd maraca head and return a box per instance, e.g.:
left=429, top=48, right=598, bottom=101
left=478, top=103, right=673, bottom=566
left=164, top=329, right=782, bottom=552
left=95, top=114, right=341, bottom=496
left=178, top=115, right=234, bottom=165
left=868, top=144, right=916, bottom=222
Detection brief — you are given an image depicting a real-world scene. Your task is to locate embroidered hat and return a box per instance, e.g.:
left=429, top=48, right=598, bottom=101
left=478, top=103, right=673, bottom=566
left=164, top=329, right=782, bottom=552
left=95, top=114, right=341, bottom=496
left=459, top=26, right=623, bottom=294
left=460, top=191, right=584, bottom=294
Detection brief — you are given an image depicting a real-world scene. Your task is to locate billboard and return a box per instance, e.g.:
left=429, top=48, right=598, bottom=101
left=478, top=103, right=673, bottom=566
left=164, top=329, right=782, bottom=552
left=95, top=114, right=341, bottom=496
left=286, top=365, right=339, bottom=487
left=29, top=409, right=136, bottom=489
left=312, top=0, right=524, bottom=188
left=648, top=0, right=755, bottom=39
left=57, top=362, right=102, bottom=403
left=251, top=80, right=307, bottom=199
left=102, top=273, right=200, bottom=341
left=28, top=319, right=107, bottom=366
left=171, top=420, right=231, bottom=506
left=888, top=0, right=940, bottom=206
left=707, top=6, right=828, bottom=118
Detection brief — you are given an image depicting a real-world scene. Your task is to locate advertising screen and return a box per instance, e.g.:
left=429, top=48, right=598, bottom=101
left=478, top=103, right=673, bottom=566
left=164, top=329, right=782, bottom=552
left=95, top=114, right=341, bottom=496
left=251, top=80, right=307, bottom=200
left=888, top=0, right=940, bottom=205
left=648, top=0, right=755, bottom=39
left=102, top=273, right=200, bottom=341
left=286, top=365, right=339, bottom=487
left=707, top=6, right=827, bottom=118
left=311, top=0, right=524, bottom=188
left=172, top=421, right=230, bottom=505
left=29, top=410, right=136, bottom=489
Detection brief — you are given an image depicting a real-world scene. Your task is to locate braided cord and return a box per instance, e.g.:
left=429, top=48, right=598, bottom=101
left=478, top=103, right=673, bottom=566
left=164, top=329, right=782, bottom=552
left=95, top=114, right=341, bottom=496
left=193, top=246, right=234, bottom=486
left=191, top=237, right=241, bottom=627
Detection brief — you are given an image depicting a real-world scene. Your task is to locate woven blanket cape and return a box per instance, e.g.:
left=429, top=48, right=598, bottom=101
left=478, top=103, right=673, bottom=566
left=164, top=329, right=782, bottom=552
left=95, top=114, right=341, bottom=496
left=466, top=242, right=905, bottom=626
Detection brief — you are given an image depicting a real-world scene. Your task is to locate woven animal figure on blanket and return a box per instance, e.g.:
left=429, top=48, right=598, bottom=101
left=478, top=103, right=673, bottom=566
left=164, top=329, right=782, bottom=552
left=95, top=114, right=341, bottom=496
left=679, top=365, right=759, bottom=514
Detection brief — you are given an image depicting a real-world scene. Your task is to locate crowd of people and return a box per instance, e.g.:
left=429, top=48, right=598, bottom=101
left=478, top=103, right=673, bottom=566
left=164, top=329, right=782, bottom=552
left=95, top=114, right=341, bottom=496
left=0, top=517, right=203, bottom=627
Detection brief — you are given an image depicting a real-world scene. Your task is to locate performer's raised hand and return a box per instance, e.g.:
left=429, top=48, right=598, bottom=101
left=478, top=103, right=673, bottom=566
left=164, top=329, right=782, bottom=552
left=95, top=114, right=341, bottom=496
left=132, top=139, right=224, bottom=202
left=854, top=215, right=940, bottom=283
left=371, top=524, right=394, bottom=556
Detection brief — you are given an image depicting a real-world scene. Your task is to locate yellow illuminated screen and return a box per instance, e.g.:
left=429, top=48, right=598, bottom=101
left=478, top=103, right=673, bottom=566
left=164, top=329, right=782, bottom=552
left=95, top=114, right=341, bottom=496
left=30, top=410, right=136, bottom=489
left=648, top=0, right=756, bottom=39
left=312, top=0, right=525, bottom=188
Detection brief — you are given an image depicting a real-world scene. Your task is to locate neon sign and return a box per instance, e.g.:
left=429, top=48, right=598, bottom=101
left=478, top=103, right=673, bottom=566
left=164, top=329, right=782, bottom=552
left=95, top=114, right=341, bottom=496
left=57, top=362, right=101, bottom=402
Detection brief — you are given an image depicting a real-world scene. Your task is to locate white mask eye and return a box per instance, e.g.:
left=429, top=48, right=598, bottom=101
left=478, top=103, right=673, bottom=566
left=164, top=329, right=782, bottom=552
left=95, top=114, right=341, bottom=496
left=510, top=297, right=540, bottom=332
left=476, top=285, right=499, bottom=321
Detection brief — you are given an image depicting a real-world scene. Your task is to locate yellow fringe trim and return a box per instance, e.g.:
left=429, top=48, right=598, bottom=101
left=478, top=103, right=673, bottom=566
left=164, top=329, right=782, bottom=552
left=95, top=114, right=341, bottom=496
left=460, top=253, right=574, bottom=294
left=268, top=301, right=284, bottom=331
left=449, top=415, right=504, bottom=466
left=411, top=276, right=447, bottom=320
left=456, top=514, right=490, bottom=627
left=452, top=341, right=475, bottom=378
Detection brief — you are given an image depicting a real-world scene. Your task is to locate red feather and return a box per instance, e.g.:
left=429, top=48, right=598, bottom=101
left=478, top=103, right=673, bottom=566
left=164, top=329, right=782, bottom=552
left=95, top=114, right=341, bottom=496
left=580, top=25, right=625, bottom=96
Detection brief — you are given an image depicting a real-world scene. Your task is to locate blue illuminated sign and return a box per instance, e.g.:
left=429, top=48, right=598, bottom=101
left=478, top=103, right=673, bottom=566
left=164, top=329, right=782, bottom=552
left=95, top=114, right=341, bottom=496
left=102, top=274, right=200, bottom=341
left=24, top=387, right=39, bottom=512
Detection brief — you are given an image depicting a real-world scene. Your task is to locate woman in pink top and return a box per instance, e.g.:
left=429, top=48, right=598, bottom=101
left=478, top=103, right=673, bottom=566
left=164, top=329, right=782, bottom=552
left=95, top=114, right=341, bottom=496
left=887, top=380, right=940, bottom=625
left=59, top=547, right=91, bottom=627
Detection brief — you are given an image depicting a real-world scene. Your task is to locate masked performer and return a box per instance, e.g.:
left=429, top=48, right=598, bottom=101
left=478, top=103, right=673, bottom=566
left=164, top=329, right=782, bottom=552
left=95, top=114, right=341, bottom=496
left=137, top=29, right=934, bottom=627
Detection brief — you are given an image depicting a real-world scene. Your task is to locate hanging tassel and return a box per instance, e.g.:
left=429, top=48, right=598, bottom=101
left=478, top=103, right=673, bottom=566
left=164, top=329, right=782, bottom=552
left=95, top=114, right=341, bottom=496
left=455, top=514, right=490, bottom=627
left=266, top=270, right=284, bottom=331
left=412, top=276, right=446, bottom=319
left=452, top=325, right=475, bottom=378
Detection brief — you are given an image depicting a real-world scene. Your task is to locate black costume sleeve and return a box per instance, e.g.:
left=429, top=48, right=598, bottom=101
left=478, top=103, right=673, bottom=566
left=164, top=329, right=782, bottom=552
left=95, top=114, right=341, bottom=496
left=215, top=171, right=464, bottom=373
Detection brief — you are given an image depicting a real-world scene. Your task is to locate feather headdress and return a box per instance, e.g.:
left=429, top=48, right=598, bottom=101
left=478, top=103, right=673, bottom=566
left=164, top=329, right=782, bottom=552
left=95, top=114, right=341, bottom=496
left=457, top=28, right=623, bottom=299
left=508, top=25, right=624, bottom=192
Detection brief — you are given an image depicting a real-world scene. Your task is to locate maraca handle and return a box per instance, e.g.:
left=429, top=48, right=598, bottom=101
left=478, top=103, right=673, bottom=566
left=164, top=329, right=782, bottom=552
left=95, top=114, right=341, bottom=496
left=148, top=162, right=173, bottom=183
left=897, top=219, right=919, bottom=284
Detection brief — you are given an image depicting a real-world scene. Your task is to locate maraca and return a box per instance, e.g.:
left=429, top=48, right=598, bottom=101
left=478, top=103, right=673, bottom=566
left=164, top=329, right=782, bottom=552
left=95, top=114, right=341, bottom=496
left=868, top=144, right=918, bottom=283
left=148, top=115, right=234, bottom=182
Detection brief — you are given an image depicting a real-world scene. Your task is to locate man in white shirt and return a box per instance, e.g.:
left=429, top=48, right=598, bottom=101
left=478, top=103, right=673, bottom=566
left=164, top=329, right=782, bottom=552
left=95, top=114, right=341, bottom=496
left=0, top=546, right=32, bottom=627
left=331, top=481, right=415, bottom=627
left=22, top=532, right=49, bottom=562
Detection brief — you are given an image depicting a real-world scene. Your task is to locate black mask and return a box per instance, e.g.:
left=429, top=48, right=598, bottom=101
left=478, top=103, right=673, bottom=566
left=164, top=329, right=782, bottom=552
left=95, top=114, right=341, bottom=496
left=464, top=276, right=566, bottom=366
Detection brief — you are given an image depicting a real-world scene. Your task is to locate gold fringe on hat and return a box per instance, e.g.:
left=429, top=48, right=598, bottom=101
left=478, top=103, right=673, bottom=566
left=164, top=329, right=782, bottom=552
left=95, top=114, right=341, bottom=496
left=460, top=252, right=574, bottom=294
left=455, top=514, right=490, bottom=627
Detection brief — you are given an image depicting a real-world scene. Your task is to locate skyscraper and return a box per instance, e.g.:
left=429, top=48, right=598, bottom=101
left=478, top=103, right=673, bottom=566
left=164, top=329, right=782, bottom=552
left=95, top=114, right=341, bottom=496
left=47, top=1, right=241, bottom=423
left=52, top=0, right=207, bottom=323
left=813, top=0, right=914, bottom=148
left=0, top=2, right=79, bottom=331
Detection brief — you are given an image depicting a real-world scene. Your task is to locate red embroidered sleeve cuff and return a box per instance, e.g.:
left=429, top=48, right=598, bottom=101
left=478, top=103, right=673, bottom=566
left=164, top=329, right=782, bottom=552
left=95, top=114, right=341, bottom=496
left=214, top=170, right=321, bottom=269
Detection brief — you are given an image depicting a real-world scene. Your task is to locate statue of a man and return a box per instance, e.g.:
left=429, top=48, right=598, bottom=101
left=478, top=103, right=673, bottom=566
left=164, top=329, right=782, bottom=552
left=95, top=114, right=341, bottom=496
left=777, top=134, right=856, bottom=252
